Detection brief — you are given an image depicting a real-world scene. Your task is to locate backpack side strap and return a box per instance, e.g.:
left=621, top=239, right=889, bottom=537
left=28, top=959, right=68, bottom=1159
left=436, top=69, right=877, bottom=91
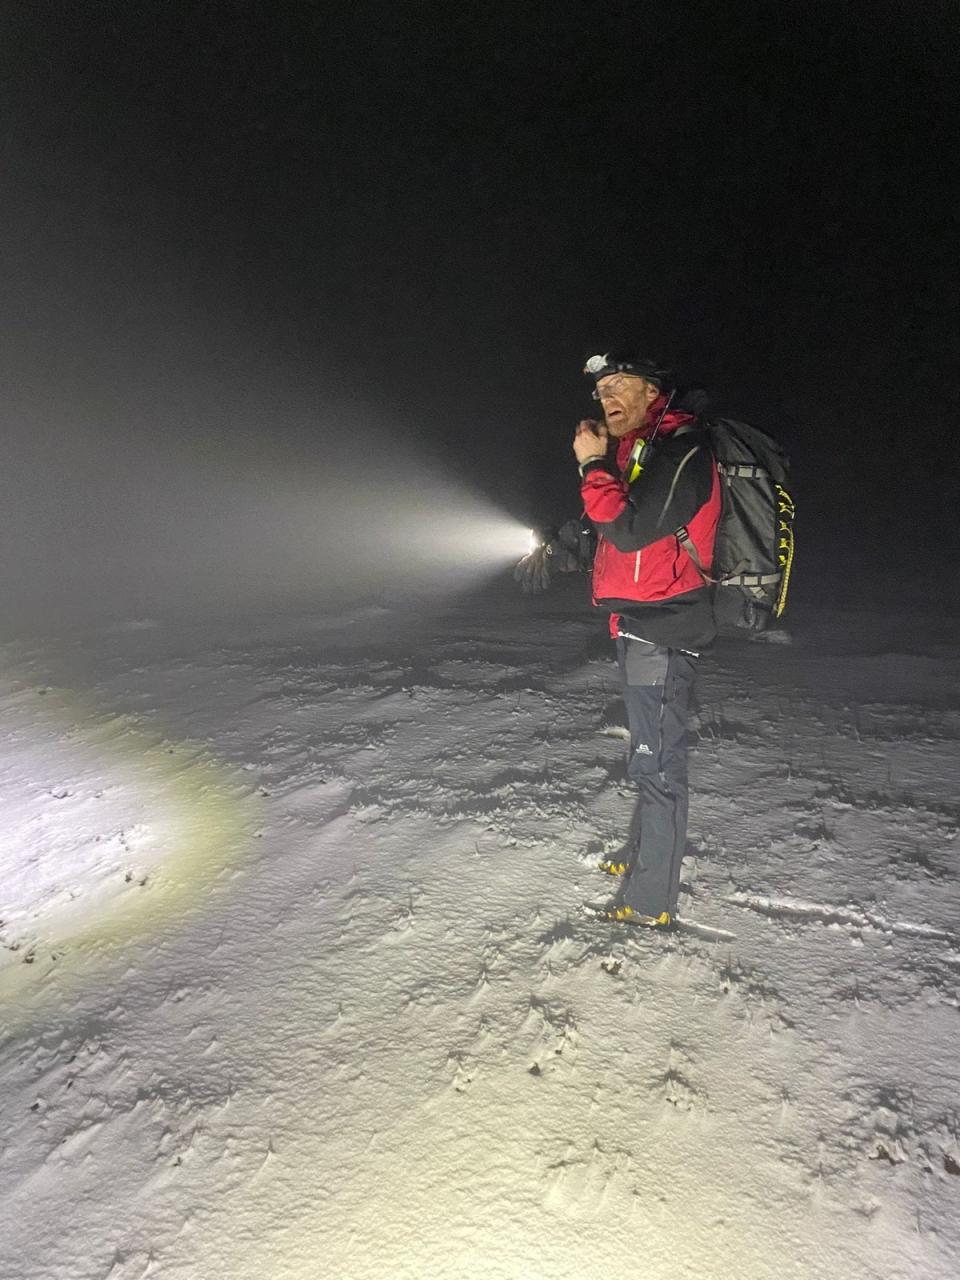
left=675, top=525, right=718, bottom=584
left=717, top=462, right=770, bottom=480
left=676, top=525, right=779, bottom=593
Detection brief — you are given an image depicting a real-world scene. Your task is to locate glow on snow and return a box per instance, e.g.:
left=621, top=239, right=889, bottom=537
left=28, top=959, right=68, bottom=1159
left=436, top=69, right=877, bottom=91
left=0, top=681, right=259, bottom=1014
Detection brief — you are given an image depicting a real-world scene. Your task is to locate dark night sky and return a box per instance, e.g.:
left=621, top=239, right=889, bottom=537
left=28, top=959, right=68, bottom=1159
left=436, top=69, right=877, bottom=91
left=2, top=1, right=959, bottom=626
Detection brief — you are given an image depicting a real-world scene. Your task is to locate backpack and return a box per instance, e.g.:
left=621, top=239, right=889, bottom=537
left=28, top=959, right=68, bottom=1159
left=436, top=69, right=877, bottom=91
left=676, top=418, right=795, bottom=633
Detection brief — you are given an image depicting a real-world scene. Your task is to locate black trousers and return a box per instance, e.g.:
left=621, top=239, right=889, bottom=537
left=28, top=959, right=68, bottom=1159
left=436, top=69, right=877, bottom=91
left=616, top=636, right=698, bottom=917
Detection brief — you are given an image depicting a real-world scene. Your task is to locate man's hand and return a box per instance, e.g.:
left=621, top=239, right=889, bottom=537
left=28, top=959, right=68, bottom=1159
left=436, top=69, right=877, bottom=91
left=573, top=418, right=609, bottom=464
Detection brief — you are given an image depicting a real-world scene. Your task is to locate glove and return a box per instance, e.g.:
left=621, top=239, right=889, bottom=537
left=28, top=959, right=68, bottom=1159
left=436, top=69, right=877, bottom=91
left=554, top=518, right=595, bottom=572
left=513, top=545, right=552, bottom=594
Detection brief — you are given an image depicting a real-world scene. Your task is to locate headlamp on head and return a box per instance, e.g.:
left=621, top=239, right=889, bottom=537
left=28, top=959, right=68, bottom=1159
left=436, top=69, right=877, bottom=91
left=582, top=352, right=669, bottom=389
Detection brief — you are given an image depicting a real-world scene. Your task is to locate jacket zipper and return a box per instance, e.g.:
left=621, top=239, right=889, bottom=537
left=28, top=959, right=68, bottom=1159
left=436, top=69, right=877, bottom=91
left=633, top=550, right=641, bottom=582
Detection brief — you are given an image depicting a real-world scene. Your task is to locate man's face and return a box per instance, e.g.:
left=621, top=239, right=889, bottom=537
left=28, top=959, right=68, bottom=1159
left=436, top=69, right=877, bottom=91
left=595, top=374, right=660, bottom=438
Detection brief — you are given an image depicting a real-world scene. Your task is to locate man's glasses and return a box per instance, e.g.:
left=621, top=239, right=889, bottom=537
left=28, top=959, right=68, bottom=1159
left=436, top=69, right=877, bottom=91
left=591, top=375, right=638, bottom=401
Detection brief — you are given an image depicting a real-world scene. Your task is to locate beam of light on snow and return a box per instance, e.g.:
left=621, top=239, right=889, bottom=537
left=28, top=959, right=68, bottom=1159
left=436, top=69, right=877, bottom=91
left=0, top=679, right=259, bottom=1015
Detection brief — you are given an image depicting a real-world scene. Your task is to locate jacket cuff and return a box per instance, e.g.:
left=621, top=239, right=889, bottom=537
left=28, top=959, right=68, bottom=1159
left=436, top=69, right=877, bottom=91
left=579, top=458, right=614, bottom=480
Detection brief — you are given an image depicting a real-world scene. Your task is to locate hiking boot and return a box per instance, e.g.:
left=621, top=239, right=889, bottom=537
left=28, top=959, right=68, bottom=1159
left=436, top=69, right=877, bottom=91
left=585, top=899, right=673, bottom=928
left=596, top=838, right=640, bottom=877
left=597, top=856, right=630, bottom=877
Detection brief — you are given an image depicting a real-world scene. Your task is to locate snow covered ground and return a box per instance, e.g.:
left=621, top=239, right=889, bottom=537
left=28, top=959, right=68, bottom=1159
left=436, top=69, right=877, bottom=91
left=1, top=585, right=958, bottom=1280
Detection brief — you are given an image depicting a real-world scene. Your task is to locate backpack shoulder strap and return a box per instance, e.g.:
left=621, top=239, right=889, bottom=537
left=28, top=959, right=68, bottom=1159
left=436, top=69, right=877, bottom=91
left=655, top=444, right=702, bottom=528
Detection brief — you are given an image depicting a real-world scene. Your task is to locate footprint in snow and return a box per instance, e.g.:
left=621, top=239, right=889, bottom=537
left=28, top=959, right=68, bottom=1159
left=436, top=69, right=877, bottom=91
left=541, top=1140, right=639, bottom=1217
left=525, top=997, right=579, bottom=1078
left=656, top=1043, right=707, bottom=1112
left=446, top=1050, right=478, bottom=1095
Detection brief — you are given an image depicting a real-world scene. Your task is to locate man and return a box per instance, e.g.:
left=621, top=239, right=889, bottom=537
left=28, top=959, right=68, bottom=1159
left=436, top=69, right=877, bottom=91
left=521, top=353, right=721, bottom=927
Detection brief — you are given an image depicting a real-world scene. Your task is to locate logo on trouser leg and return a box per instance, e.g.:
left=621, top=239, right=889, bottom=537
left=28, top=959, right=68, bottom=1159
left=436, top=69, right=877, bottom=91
left=633, top=743, right=653, bottom=755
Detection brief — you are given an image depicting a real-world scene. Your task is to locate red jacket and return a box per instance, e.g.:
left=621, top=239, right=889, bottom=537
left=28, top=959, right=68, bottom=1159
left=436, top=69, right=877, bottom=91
left=580, top=399, right=721, bottom=647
